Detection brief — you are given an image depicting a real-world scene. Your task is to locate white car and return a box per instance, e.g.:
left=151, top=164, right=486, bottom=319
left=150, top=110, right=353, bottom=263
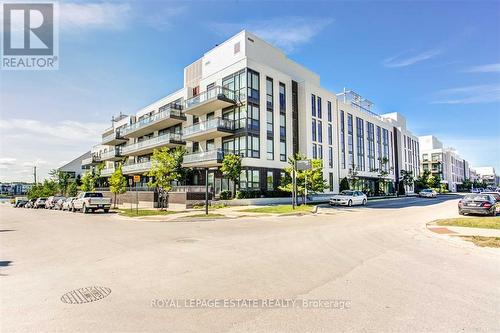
left=419, top=189, right=437, bottom=198
left=62, top=197, right=76, bottom=211
left=329, top=190, right=367, bottom=206
left=72, top=192, right=111, bottom=213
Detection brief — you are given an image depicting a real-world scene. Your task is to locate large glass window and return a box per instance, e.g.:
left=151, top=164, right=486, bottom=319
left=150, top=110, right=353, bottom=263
left=312, top=143, right=317, bottom=159
left=317, top=121, right=323, bottom=143
left=341, top=111, right=346, bottom=169
left=240, top=169, right=260, bottom=189
left=247, top=70, right=259, bottom=100
left=347, top=113, right=354, bottom=168
left=328, top=147, right=333, bottom=168
left=248, top=134, right=260, bottom=158
left=247, top=104, right=260, bottom=131
left=318, top=144, right=323, bottom=160
left=266, top=77, right=273, bottom=109
left=328, top=124, right=333, bottom=145
left=267, top=138, right=274, bottom=160
left=280, top=140, right=286, bottom=161
left=376, top=126, right=382, bottom=165
left=280, top=114, right=286, bottom=139
left=356, top=118, right=365, bottom=171
left=382, top=128, right=389, bottom=171
left=312, top=119, right=317, bottom=141
left=279, top=83, right=286, bottom=112
left=367, top=122, right=375, bottom=171
left=317, top=96, right=322, bottom=119
left=222, top=69, right=246, bottom=99
left=311, top=94, right=316, bottom=117
left=223, top=105, right=246, bottom=130
left=267, top=171, right=274, bottom=190
left=327, top=101, right=332, bottom=122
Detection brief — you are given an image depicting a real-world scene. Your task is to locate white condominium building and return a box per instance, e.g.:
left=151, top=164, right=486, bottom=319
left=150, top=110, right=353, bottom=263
left=86, top=31, right=421, bottom=197
left=418, top=135, right=468, bottom=192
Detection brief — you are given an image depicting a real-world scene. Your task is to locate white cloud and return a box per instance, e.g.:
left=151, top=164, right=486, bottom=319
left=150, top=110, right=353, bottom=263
left=464, top=63, right=500, bottom=73
left=144, top=6, right=187, bottom=31
left=431, top=84, right=500, bottom=104
left=60, top=2, right=132, bottom=31
left=383, top=48, right=442, bottom=68
left=211, top=17, right=334, bottom=52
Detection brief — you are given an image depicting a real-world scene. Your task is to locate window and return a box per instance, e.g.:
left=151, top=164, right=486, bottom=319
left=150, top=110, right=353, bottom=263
left=328, top=147, right=333, bottom=168
left=240, top=169, right=260, bottom=189
left=312, top=119, right=317, bottom=141
left=223, top=105, right=245, bottom=130
left=247, top=69, right=260, bottom=100
left=340, top=111, right=346, bottom=169
left=206, top=139, right=215, bottom=151
left=328, top=124, right=333, bottom=145
left=280, top=114, right=286, bottom=139
left=317, top=96, right=322, bottom=119
left=192, top=142, right=199, bottom=152
left=267, top=171, right=274, bottom=191
left=280, top=141, right=286, bottom=161
left=317, top=121, right=323, bottom=143
left=266, top=77, right=273, bottom=109
left=311, top=94, right=316, bottom=117
left=266, top=110, right=273, bottom=135
left=223, top=136, right=247, bottom=157
left=279, top=83, right=286, bottom=112
left=376, top=126, right=382, bottom=165
left=329, top=173, right=334, bottom=191
left=312, top=143, right=317, bottom=159
left=248, top=134, right=260, bottom=158
left=267, top=138, right=274, bottom=160
left=367, top=122, right=375, bottom=171
left=422, top=153, right=429, bottom=161
left=382, top=129, right=389, bottom=172
left=356, top=118, right=365, bottom=171
left=247, top=104, right=260, bottom=131
left=318, top=145, right=323, bottom=159
left=327, top=101, right=332, bottom=122
left=347, top=113, right=354, bottom=168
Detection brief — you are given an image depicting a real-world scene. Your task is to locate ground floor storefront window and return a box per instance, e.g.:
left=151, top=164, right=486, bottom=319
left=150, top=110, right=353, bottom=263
left=350, top=177, right=394, bottom=196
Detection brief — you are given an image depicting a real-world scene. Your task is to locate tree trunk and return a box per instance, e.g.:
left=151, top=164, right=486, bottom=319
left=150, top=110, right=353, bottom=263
left=114, top=193, right=117, bottom=209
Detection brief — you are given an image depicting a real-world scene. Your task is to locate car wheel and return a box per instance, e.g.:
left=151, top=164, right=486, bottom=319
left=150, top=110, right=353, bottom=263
left=459, top=210, right=464, bottom=215
left=348, top=200, right=352, bottom=207
left=82, top=204, right=88, bottom=214
left=491, top=209, right=496, bottom=216
left=362, top=199, right=367, bottom=206
left=104, top=209, right=109, bottom=213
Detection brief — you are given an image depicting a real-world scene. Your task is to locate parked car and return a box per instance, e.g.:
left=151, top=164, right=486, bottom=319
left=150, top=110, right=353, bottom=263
left=53, top=197, right=67, bottom=210
left=480, top=191, right=500, bottom=202
left=25, top=198, right=36, bottom=208
left=62, top=197, right=76, bottom=211
left=15, top=199, right=28, bottom=207
left=45, top=196, right=65, bottom=209
left=72, top=192, right=111, bottom=213
left=458, top=194, right=498, bottom=216
left=33, top=198, right=47, bottom=209
left=419, top=189, right=438, bottom=198
left=329, top=190, right=367, bottom=206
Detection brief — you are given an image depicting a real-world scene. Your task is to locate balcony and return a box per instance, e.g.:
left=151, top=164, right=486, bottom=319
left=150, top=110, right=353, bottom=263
left=100, top=148, right=123, bottom=161
left=102, top=131, right=127, bottom=146
left=100, top=167, right=115, bottom=177
left=82, top=155, right=101, bottom=166
left=183, top=118, right=234, bottom=142
left=182, top=149, right=226, bottom=168
left=184, top=86, right=237, bottom=116
left=122, top=161, right=152, bottom=175
left=120, top=104, right=186, bottom=138
left=121, top=133, right=184, bottom=156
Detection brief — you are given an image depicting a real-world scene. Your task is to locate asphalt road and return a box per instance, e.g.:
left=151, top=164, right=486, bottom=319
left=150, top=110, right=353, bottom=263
left=1, top=196, right=499, bottom=332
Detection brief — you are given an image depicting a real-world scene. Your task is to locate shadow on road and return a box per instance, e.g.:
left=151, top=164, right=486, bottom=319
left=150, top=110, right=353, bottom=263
left=366, top=194, right=461, bottom=209
left=0, top=230, right=15, bottom=232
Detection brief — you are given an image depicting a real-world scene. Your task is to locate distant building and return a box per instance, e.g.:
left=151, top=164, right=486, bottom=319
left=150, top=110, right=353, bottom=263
left=473, top=166, right=498, bottom=188
left=0, top=182, right=33, bottom=195
left=58, top=151, right=91, bottom=180
left=418, top=135, right=467, bottom=192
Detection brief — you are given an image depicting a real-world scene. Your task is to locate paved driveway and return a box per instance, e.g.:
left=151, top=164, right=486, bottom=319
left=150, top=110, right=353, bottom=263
left=1, top=196, right=499, bottom=332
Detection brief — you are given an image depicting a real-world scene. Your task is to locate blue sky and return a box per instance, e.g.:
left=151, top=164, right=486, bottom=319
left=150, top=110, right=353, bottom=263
left=1, top=0, right=499, bottom=182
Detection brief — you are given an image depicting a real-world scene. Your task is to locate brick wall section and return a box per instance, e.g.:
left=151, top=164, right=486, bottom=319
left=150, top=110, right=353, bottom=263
left=100, top=191, right=156, bottom=206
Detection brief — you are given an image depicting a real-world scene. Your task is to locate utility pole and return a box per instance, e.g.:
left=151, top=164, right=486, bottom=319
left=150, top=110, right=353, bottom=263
left=205, top=168, right=209, bottom=215
left=33, top=166, right=37, bottom=184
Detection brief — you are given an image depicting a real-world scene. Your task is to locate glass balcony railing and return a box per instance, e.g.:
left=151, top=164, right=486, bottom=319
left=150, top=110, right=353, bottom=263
left=100, top=167, right=115, bottom=177
left=121, top=133, right=183, bottom=155
left=185, top=86, right=237, bottom=110
left=120, top=104, right=184, bottom=137
left=122, top=161, right=152, bottom=174
left=183, top=149, right=226, bottom=165
left=183, top=118, right=234, bottom=137
left=82, top=155, right=101, bottom=165
left=100, top=149, right=122, bottom=160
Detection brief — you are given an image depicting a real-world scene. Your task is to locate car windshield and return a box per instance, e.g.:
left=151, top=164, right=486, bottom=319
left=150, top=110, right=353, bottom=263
left=464, top=194, right=490, bottom=201
left=422, top=189, right=431, bottom=192
left=341, top=191, right=354, bottom=196
left=482, top=193, right=500, bottom=200
left=84, top=193, right=104, bottom=198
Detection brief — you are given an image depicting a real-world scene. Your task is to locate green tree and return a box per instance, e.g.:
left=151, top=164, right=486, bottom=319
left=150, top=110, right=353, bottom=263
left=49, top=169, right=71, bottom=196
left=27, top=180, right=59, bottom=199
left=279, top=153, right=326, bottom=203
left=67, top=181, right=78, bottom=197
left=347, top=162, right=359, bottom=189
left=220, top=153, right=242, bottom=198
left=415, top=170, right=431, bottom=191
left=400, top=170, right=415, bottom=192
left=371, top=157, right=392, bottom=195
left=79, top=165, right=102, bottom=192
left=148, top=146, right=185, bottom=192
left=339, top=177, right=350, bottom=191
left=109, top=164, right=127, bottom=208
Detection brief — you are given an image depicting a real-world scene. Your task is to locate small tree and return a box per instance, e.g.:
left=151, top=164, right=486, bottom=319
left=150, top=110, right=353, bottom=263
left=372, top=157, right=392, bottom=195
left=339, top=177, right=350, bottom=191
left=220, top=153, right=242, bottom=198
left=79, top=166, right=101, bottom=192
left=279, top=153, right=326, bottom=203
left=400, top=170, right=414, bottom=192
left=347, top=162, right=359, bottom=189
left=67, top=181, right=78, bottom=197
left=109, top=164, right=127, bottom=208
left=50, top=169, right=71, bottom=196
left=148, top=147, right=185, bottom=208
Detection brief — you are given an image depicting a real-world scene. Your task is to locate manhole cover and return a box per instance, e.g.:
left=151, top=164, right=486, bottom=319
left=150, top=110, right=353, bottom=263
left=61, top=286, right=111, bottom=304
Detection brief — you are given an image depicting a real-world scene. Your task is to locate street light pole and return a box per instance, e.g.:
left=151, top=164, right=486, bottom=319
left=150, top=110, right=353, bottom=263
left=205, top=168, right=209, bottom=215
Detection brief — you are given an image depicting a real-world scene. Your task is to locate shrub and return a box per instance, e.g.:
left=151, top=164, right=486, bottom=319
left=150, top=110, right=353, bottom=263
left=339, top=177, right=350, bottom=191
left=236, top=189, right=262, bottom=199
left=219, top=190, right=232, bottom=200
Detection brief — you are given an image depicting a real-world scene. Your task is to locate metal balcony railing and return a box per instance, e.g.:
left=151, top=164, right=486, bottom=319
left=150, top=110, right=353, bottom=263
left=185, top=86, right=237, bottom=110
left=120, top=104, right=184, bottom=137
left=183, top=118, right=234, bottom=137
left=82, top=155, right=101, bottom=165
left=122, top=161, right=152, bottom=173
left=100, top=167, right=115, bottom=177
left=121, top=133, right=183, bottom=155
left=183, top=148, right=226, bottom=164
left=100, top=149, right=122, bottom=160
